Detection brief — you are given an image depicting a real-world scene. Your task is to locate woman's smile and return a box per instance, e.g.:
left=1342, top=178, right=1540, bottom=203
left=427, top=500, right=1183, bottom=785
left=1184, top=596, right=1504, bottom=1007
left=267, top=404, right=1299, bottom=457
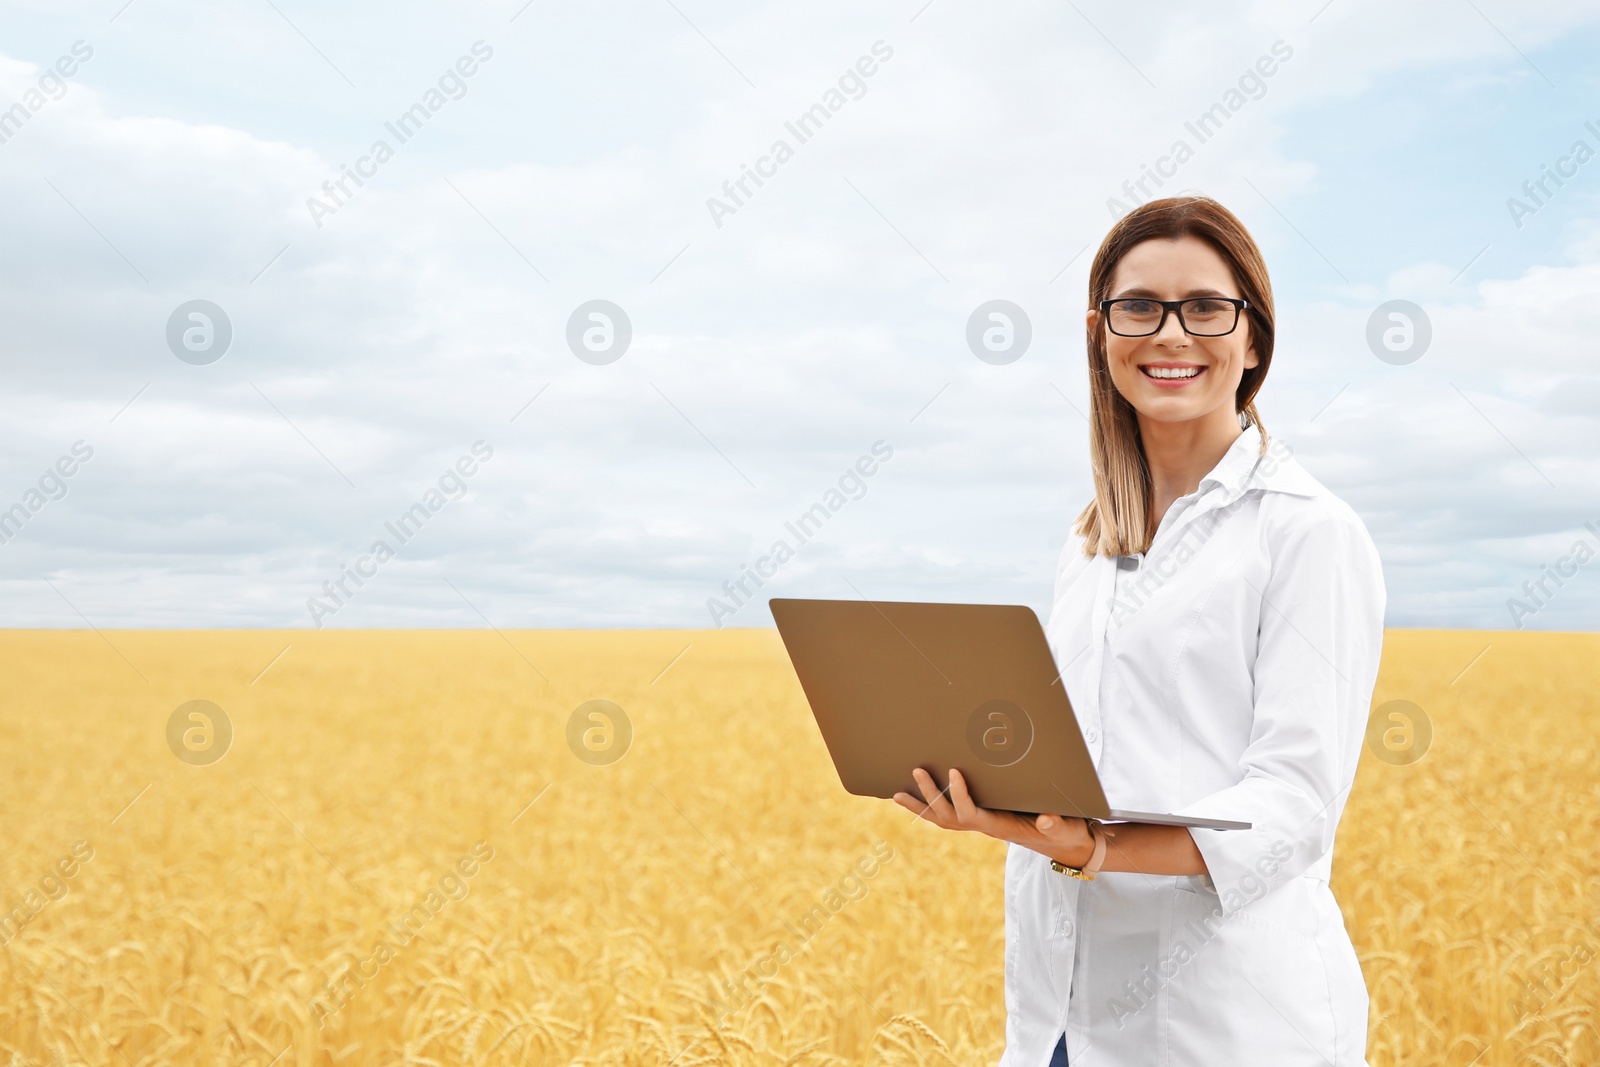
left=1138, top=361, right=1207, bottom=386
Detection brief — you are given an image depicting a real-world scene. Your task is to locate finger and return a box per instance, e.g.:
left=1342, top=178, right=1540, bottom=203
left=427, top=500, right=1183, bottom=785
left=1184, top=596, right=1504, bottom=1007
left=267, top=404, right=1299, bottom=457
left=911, top=768, right=957, bottom=824
left=944, top=770, right=1043, bottom=846
left=1035, top=814, right=1077, bottom=837
left=1031, top=813, right=1085, bottom=855
left=892, top=792, right=932, bottom=820
left=946, top=768, right=987, bottom=828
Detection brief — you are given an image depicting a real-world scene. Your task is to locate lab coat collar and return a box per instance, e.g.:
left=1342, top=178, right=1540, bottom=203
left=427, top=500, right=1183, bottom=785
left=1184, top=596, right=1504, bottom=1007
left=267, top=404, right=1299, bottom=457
left=1197, top=422, right=1322, bottom=506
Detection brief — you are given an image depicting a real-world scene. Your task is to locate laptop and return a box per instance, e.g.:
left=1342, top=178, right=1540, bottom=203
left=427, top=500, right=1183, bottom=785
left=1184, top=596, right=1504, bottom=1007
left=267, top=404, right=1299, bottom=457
left=769, top=597, right=1250, bottom=830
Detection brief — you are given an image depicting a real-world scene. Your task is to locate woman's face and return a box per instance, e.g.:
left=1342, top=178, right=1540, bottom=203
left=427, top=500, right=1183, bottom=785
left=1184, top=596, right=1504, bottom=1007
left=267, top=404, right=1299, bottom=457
left=1087, top=234, right=1259, bottom=428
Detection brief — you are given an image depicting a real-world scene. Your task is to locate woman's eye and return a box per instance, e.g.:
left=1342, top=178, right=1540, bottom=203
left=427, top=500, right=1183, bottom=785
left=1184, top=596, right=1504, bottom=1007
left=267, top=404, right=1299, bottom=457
left=1122, top=300, right=1158, bottom=314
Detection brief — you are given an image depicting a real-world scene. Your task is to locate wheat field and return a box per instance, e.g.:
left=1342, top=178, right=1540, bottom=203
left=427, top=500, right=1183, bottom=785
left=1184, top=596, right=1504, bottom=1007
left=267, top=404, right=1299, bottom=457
left=0, top=628, right=1594, bottom=1066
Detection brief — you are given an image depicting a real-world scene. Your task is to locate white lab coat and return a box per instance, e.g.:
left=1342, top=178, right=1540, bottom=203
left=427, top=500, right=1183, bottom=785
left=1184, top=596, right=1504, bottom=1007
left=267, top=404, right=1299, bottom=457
left=999, top=423, right=1385, bottom=1066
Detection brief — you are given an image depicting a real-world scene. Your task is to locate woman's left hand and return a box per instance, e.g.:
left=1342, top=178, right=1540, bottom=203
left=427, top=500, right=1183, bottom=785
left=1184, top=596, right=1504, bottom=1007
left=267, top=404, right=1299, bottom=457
left=892, top=766, right=1096, bottom=866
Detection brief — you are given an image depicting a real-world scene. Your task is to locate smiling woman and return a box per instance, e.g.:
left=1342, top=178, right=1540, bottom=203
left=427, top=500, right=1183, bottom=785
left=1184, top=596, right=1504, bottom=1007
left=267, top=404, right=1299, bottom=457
left=895, top=196, right=1385, bottom=1066
left=1076, top=201, right=1274, bottom=558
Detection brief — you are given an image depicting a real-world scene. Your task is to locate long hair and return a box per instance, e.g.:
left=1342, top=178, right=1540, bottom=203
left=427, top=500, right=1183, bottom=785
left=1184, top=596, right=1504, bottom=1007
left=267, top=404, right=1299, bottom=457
left=1073, top=196, right=1275, bottom=558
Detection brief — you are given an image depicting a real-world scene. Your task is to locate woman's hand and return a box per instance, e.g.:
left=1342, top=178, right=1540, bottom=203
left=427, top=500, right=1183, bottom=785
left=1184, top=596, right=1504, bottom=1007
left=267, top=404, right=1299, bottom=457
left=892, top=766, right=1100, bottom=868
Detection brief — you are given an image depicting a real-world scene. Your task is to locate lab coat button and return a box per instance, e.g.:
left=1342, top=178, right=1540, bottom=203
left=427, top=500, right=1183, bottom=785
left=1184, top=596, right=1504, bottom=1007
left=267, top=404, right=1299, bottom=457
left=1085, top=727, right=1098, bottom=742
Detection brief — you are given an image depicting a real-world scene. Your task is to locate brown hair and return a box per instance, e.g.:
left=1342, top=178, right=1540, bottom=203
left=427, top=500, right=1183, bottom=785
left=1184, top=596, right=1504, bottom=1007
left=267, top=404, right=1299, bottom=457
left=1073, top=195, right=1274, bottom=558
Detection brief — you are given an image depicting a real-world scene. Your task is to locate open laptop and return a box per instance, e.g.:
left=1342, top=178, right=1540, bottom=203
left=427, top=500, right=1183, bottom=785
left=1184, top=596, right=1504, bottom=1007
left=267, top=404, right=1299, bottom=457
left=769, top=597, right=1250, bottom=830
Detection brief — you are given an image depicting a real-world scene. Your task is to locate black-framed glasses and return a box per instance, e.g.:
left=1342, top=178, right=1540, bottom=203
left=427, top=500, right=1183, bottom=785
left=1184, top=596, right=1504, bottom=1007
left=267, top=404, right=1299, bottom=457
left=1098, top=296, right=1249, bottom=337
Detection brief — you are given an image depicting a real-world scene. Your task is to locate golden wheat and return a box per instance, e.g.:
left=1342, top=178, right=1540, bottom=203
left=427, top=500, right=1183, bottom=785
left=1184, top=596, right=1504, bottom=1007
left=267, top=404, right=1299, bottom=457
left=0, top=628, right=1594, bottom=1065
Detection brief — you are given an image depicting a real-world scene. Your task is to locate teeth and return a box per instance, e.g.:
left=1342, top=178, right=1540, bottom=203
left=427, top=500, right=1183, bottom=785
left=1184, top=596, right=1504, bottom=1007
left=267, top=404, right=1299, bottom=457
left=1144, top=366, right=1201, bottom=379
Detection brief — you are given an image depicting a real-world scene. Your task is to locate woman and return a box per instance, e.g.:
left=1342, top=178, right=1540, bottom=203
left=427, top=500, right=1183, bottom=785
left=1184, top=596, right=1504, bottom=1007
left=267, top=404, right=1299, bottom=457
left=894, top=196, right=1385, bottom=1065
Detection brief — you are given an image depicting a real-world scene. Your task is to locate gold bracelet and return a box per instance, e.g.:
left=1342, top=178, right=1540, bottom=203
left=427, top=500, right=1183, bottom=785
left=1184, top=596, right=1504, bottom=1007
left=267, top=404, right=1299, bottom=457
left=1050, top=818, right=1108, bottom=881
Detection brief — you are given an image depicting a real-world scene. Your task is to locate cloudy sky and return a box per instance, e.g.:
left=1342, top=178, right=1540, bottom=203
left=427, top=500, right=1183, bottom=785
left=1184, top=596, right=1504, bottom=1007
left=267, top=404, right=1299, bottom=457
left=1, top=0, right=1597, bottom=632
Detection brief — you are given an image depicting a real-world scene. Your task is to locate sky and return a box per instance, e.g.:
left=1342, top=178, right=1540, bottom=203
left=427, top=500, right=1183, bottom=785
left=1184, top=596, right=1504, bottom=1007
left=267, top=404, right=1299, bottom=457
left=1, top=0, right=1598, bottom=633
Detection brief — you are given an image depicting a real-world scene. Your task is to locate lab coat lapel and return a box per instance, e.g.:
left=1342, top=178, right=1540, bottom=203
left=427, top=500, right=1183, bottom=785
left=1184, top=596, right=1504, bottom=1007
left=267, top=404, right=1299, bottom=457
left=1145, top=425, right=1267, bottom=561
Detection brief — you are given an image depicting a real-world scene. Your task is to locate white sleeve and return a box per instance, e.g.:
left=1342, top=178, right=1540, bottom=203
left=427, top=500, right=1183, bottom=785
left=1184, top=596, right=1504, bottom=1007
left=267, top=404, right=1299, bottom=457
left=1171, top=499, right=1386, bottom=915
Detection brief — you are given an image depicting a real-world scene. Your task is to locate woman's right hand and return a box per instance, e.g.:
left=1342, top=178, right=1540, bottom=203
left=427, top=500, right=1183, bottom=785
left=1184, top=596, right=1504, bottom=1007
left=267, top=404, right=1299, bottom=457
left=893, top=766, right=1101, bottom=868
